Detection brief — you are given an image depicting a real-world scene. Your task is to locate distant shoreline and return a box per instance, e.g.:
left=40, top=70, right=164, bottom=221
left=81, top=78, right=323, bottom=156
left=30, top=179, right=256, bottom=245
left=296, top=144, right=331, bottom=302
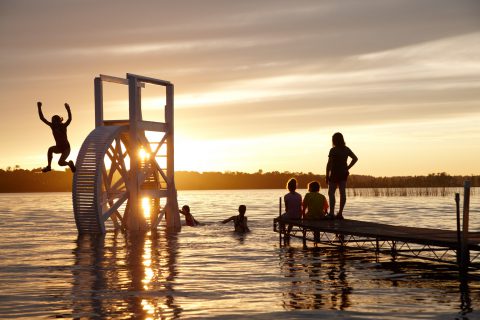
left=0, top=169, right=478, bottom=193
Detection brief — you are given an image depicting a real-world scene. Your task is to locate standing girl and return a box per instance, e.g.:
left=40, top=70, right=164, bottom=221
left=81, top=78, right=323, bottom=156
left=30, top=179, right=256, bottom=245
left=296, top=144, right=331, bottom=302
left=326, top=132, right=358, bottom=219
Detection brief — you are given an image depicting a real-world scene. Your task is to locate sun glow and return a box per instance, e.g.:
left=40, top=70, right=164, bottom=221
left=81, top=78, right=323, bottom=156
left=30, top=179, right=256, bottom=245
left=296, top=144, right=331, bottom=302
left=139, top=148, right=150, bottom=161
left=142, top=197, right=151, bottom=218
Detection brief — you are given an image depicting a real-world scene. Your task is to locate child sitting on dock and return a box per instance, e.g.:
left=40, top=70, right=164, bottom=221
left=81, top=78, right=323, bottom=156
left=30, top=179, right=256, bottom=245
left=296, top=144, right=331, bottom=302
left=37, top=101, right=76, bottom=173
left=180, top=205, right=201, bottom=226
left=281, top=178, right=302, bottom=235
left=302, top=181, right=329, bottom=220
left=222, top=205, right=250, bottom=233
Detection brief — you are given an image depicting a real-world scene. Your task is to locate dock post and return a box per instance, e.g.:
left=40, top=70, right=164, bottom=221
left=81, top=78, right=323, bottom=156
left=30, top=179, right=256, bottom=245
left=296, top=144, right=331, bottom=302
left=460, top=181, right=471, bottom=271
left=391, top=241, right=397, bottom=261
left=314, top=231, right=320, bottom=246
left=339, top=234, right=345, bottom=251
left=302, top=228, right=307, bottom=247
left=455, top=193, right=461, bottom=264
left=278, top=197, right=282, bottom=245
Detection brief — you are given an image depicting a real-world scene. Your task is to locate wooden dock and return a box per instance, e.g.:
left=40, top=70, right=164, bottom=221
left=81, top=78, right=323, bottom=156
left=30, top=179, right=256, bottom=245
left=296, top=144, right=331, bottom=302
left=273, top=217, right=480, bottom=269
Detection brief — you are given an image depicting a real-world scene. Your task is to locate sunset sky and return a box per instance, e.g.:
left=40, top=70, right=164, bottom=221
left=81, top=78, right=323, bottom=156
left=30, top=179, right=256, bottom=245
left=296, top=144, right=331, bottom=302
left=1, top=0, right=479, bottom=176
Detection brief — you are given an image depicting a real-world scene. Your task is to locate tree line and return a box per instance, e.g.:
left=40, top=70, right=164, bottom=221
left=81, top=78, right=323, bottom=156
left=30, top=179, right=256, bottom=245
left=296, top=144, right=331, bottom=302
left=0, top=168, right=478, bottom=193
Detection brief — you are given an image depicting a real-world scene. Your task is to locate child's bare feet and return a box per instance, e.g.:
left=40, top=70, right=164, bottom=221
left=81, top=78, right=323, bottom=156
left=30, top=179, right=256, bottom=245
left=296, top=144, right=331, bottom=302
left=41, top=166, right=51, bottom=173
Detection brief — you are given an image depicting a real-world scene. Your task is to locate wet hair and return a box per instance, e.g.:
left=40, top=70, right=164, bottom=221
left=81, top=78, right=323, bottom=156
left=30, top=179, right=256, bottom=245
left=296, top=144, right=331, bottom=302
left=308, top=181, right=320, bottom=193
left=286, top=178, right=297, bottom=192
left=238, top=205, right=246, bottom=215
left=51, top=115, right=63, bottom=124
left=182, top=205, right=190, bottom=213
left=332, top=132, right=345, bottom=147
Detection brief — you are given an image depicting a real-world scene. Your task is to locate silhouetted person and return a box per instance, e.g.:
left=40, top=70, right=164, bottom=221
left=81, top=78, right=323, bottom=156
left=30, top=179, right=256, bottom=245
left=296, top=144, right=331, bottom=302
left=281, top=178, right=302, bottom=235
left=326, top=132, right=358, bottom=219
left=302, top=181, right=329, bottom=220
left=179, top=205, right=200, bottom=226
left=222, top=205, right=250, bottom=233
left=37, top=101, right=76, bottom=173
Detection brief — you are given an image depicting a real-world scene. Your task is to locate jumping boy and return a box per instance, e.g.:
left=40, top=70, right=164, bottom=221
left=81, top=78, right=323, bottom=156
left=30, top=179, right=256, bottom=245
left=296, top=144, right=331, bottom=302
left=37, top=101, right=76, bottom=173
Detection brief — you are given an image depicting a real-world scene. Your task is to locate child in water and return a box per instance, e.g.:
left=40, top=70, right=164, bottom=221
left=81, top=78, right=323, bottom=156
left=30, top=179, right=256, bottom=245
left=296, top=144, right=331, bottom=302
left=180, top=205, right=201, bottom=226
left=37, top=102, right=76, bottom=173
left=222, top=205, right=250, bottom=233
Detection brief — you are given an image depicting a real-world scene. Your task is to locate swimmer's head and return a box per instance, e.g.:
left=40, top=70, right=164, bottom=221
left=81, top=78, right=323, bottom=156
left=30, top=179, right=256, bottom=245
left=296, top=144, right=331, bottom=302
left=52, top=115, right=63, bottom=124
left=238, top=205, right=246, bottom=216
left=182, top=205, right=190, bottom=214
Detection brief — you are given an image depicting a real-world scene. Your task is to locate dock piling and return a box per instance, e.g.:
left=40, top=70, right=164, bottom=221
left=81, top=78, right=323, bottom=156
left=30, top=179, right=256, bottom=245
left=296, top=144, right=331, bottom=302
left=460, top=181, right=471, bottom=270
left=455, top=193, right=461, bottom=264
left=278, top=197, right=282, bottom=244
left=391, top=241, right=397, bottom=260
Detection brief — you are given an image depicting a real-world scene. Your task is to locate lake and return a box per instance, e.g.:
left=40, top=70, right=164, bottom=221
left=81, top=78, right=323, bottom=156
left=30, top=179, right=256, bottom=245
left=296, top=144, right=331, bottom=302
left=0, top=189, right=479, bottom=319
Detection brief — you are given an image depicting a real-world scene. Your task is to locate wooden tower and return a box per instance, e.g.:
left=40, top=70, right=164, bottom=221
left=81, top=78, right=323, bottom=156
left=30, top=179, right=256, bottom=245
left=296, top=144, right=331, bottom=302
left=72, top=73, right=181, bottom=233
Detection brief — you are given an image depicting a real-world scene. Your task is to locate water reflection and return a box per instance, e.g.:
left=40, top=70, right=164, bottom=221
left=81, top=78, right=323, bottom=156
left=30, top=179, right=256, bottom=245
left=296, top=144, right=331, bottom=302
left=279, top=245, right=480, bottom=318
left=280, top=247, right=352, bottom=310
left=459, top=277, right=473, bottom=318
left=72, top=231, right=181, bottom=319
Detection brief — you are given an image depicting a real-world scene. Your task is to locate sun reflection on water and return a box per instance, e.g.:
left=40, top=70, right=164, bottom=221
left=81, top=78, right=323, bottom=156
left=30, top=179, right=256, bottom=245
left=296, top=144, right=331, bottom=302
left=71, top=231, right=182, bottom=319
left=142, top=197, right=151, bottom=218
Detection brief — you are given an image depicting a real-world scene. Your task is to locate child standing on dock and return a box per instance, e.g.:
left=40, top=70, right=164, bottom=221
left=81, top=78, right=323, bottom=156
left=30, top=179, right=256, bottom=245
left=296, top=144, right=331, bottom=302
left=302, top=181, right=329, bottom=220
left=326, top=132, right=358, bottom=219
left=37, top=102, right=76, bottom=173
left=222, top=205, right=250, bottom=233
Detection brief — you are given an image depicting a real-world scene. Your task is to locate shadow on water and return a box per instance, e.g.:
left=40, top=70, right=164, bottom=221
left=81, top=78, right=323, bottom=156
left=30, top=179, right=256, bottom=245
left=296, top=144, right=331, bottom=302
left=72, top=231, right=182, bottom=319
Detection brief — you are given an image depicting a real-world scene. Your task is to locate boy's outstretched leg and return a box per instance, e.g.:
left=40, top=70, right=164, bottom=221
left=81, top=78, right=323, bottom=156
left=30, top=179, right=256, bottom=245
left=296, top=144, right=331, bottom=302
left=42, top=146, right=55, bottom=172
left=58, top=148, right=76, bottom=172
left=68, top=160, right=76, bottom=173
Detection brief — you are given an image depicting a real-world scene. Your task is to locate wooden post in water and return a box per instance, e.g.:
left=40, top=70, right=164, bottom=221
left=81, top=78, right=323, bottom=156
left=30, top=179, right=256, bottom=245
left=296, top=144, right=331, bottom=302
left=455, top=193, right=461, bottom=264
left=391, top=241, right=397, bottom=261
left=460, top=181, right=471, bottom=270
left=278, top=197, right=282, bottom=244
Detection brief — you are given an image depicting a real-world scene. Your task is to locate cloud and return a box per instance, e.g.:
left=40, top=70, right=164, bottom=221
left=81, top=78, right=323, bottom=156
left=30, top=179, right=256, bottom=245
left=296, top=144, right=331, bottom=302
left=168, top=32, right=480, bottom=138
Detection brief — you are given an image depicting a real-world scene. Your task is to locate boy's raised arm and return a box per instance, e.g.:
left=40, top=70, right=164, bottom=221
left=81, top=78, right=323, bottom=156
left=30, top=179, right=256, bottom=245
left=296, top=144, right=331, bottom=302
left=37, top=101, right=51, bottom=125
left=64, top=103, right=72, bottom=126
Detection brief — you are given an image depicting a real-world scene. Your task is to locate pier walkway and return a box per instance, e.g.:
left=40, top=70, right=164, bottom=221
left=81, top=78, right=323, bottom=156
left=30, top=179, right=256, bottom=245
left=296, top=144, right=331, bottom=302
left=273, top=218, right=480, bottom=269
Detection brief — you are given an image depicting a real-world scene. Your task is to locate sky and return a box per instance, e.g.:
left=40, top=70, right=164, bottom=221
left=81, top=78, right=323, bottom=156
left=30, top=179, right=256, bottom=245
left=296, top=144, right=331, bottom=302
left=0, top=0, right=479, bottom=176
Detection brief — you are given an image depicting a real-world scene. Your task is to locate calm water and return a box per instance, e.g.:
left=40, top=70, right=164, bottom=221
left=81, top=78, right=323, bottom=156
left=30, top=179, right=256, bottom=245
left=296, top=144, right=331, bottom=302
left=0, top=189, right=479, bottom=319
